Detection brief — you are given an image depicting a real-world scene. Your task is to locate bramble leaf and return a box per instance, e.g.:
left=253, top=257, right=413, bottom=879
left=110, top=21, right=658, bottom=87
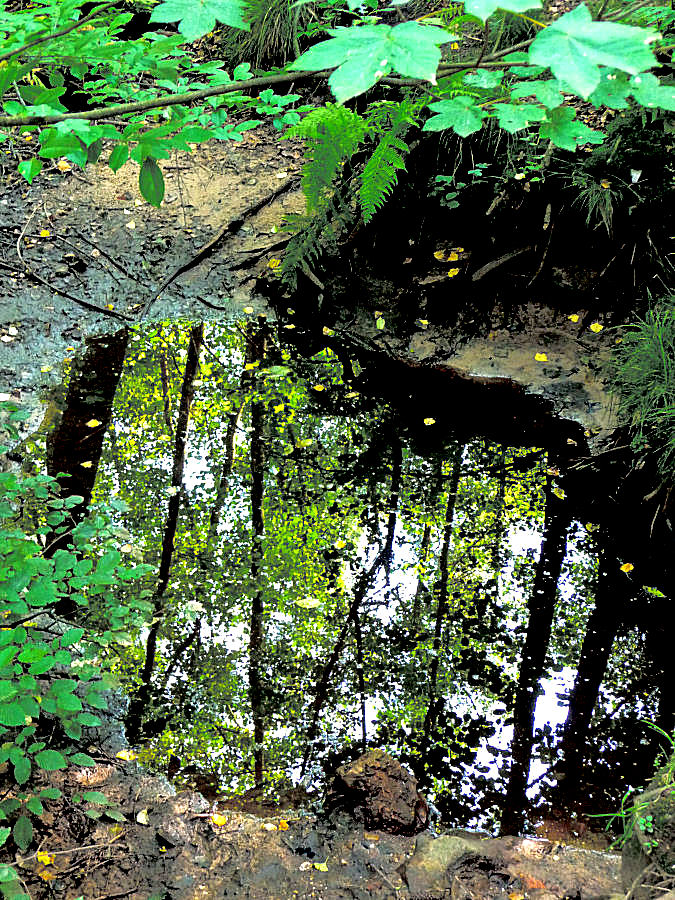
left=529, top=4, right=658, bottom=97
left=466, top=0, right=541, bottom=22
left=492, top=102, right=546, bottom=132
left=290, top=22, right=450, bottom=103
left=423, top=96, right=486, bottom=136
left=149, top=0, right=249, bottom=41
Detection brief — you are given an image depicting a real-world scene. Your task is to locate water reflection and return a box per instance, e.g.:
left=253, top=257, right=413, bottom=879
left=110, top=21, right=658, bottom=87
left=20, top=317, right=673, bottom=836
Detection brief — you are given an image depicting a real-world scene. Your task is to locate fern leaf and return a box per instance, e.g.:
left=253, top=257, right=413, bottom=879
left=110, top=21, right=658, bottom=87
left=286, top=104, right=369, bottom=212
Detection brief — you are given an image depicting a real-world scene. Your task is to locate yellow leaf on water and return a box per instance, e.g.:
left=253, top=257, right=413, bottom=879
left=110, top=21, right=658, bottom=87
left=568, top=313, right=580, bottom=323
left=535, top=352, right=548, bottom=362
left=620, top=562, right=634, bottom=573
left=116, top=749, right=137, bottom=761
left=423, top=417, right=436, bottom=425
left=433, top=250, right=445, bottom=260
left=85, top=419, right=101, bottom=428
left=211, top=814, right=228, bottom=826
left=80, top=461, right=93, bottom=468
left=447, top=251, right=459, bottom=261
left=589, top=322, right=603, bottom=333
left=37, top=852, right=54, bottom=866
left=447, top=268, right=460, bottom=277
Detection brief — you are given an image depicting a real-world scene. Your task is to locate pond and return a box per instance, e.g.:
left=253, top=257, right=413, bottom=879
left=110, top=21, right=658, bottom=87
left=4, top=313, right=672, bottom=842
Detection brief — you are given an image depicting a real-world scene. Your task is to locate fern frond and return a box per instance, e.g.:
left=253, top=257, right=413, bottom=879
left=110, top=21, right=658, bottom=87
left=359, top=99, right=420, bottom=224
left=286, top=104, right=369, bottom=213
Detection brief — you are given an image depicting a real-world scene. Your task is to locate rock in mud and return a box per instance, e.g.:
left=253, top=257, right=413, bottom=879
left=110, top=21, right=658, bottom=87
left=325, top=748, right=429, bottom=835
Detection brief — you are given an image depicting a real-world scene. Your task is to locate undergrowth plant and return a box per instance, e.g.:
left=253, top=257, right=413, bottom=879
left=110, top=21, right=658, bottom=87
left=610, top=300, right=675, bottom=483
left=0, top=402, right=152, bottom=897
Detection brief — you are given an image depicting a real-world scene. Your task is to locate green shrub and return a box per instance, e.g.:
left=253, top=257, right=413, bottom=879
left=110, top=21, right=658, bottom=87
left=0, top=401, right=152, bottom=897
left=610, top=300, right=675, bottom=482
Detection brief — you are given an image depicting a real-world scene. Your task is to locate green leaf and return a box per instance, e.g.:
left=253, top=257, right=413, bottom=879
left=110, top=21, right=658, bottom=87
left=589, top=69, right=632, bottom=107
left=34, top=750, right=67, bottom=771
left=0, top=864, right=18, bottom=883
left=27, top=657, right=56, bottom=676
left=423, top=96, right=486, bottom=136
left=69, top=752, right=96, bottom=766
left=0, top=828, right=9, bottom=848
left=12, top=816, right=32, bottom=852
left=38, top=788, right=61, bottom=799
left=529, top=4, right=658, bottom=98
left=77, top=712, right=102, bottom=727
left=0, top=703, right=25, bottom=727
left=463, top=69, right=504, bottom=88
left=149, top=0, right=249, bottom=40
left=82, top=791, right=108, bottom=805
left=291, top=22, right=449, bottom=103
left=60, top=628, right=84, bottom=647
left=466, top=0, right=540, bottom=21
left=13, top=757, right=30, bottom=785
left=539, top=105, right=604, bottom=149
left=25, top=797, right=43, bottom=816
left=629, top=72, right=675, bottom=111
left=108, top=144, right=129, bottom=172
left=510, top=78, right=563, bottom=109
left=17, top=159, right=43, bottom=184
left=139, top=157, right=165, bottom=207
left=492, top=102, right=546, bottom=132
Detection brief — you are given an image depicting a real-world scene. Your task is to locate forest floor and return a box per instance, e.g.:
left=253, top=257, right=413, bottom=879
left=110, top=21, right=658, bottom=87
left=8, top=755, right=625, bottom=900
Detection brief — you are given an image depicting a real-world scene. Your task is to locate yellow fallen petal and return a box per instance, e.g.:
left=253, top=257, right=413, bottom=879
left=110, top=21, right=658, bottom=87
left=322, top=326, right=334, bottom=336
left=600, top=179, right=611, bottom=189
left=568, top=314, right=580, bottom=323
left=423, top=417, right=436, bottom=425
left=39, top=229, right=50, bottom=238
left=447, top=268, right=460, bottom=277
left=620, top=562, right=634, bottom=573
left=278, top=820, right=289, bottom=831
left=313, top=385, right=325, bottom=391
left=116, top=749, right=137, bottom=761
left=447, top=251, right=459, bottom=261
left=433, top=250, right=445, bottom=260
left=453, top=247, right=464, bottom=252
left=268, top=258, right=281, bottom=269
left=314, top=861, right=328, bottom=871
left=37, top=852, right=54, bottom=866
left=589, top=322, right=603, bottom=333
left=535, top=352, right=548, bottom=362
left=245, top=362, right=260, bottom=370
left=80, top=461, right=93, bottom=468
left=211, top=813, right=228, bottom=826
left=85, top=419, right=101, bottom=428
left=56, top=159, right=72, bottom=172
